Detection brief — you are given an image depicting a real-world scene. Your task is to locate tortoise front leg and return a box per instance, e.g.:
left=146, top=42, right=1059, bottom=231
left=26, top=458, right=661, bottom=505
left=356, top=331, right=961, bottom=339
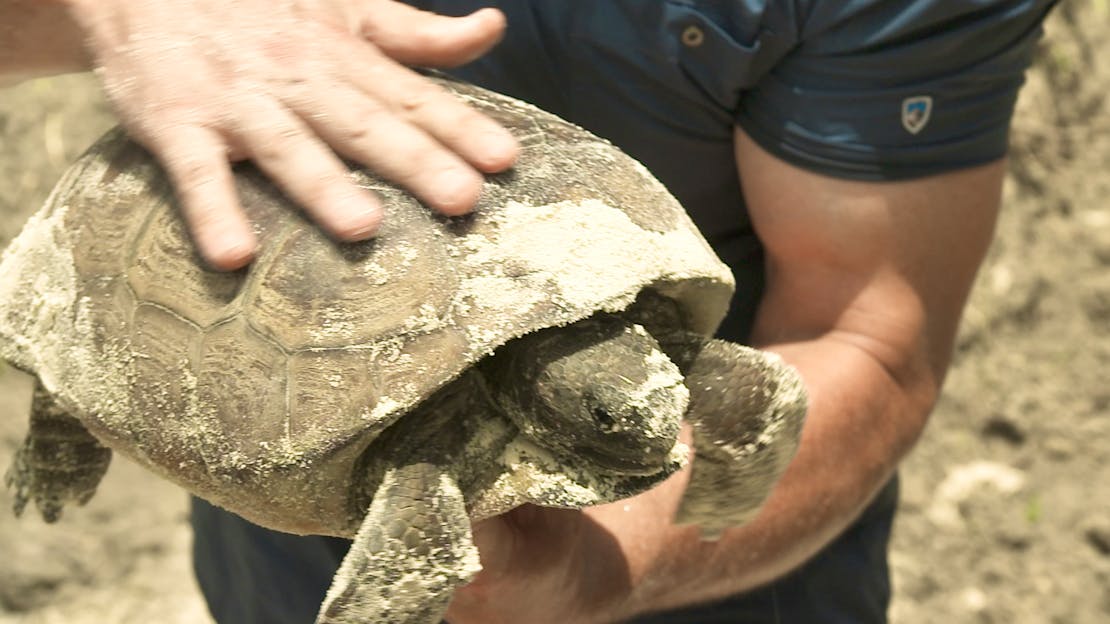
left=674, top=340, right=807, bottom=537
left=5, top=375, right=112, bottom=522
left=622, top=291, right=807, bottom=536
left=316, top=462, right=480, bottom=624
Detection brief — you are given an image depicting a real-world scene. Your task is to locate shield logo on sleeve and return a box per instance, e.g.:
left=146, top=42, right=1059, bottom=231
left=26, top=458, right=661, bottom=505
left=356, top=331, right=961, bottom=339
left=901, top=96, right=933, bottom=135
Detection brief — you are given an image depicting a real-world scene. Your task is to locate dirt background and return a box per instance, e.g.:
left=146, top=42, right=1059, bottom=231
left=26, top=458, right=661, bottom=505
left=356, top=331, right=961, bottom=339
left=1, top=3, right=1107, bottom=622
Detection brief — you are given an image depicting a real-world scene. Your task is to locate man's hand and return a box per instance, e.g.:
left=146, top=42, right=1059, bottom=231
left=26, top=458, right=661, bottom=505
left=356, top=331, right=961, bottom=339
left=445, top=449, right=703, bottom=624
left=444, top=427, right=724, bottom=624
left=59, top=0, right=519, bottom=269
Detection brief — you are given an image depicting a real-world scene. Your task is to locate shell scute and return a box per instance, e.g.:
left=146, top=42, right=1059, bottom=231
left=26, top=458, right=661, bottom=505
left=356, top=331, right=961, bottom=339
left=245, top=199, right=456, bottom=351
left=81, top=277, right=135, bottom=353
left=287, top=349, right=381, bottom=443
left=70, top=190, right=159, bottom=279
left=128, top=208, right=247, bottom=327
left=127, top=302, right=202, bottom=460
left=235, top=168, right=295, bottom=232
left=196, top=318, right=288, bottom=457
left=376, top=326, right=471, bottom=408
left=66, top=141, right=164, bottom=278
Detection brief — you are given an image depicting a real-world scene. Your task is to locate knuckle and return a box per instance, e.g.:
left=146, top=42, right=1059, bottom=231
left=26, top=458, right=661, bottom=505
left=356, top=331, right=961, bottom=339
left=190, top=206, right=226, bottom=233
left=178, top=193, right=231, bottom=240
left=387, top=147, right=438, bottom=185
left=446, top=107, right=492, bottom=138
left=333, top=108, right=384, bottom=143
left=251, top=124, right=304, bottom=162
left=168, top=156, right=221, bottom=193
left=328, top=103, right=390, bottom=147
left=342, top=126, right=370, bottom=142
left=258, top=32, right=302, bottom=65
left=300, top=172, right=346, bottom=205
left=395, top=82, right=445, bottom=116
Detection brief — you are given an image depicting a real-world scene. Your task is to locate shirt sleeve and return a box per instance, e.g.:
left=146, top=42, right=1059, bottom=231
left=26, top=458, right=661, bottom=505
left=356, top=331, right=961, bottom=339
left=736, top=0, right=1058, bottom=181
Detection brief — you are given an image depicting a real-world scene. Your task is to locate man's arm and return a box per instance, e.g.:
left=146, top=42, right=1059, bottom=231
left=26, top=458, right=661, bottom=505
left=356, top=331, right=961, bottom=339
left=625, top=129, right=1005, bottom=610
left=0, top=1, right=88, bottom=83
left=446, top=129, right=1005, bottom=622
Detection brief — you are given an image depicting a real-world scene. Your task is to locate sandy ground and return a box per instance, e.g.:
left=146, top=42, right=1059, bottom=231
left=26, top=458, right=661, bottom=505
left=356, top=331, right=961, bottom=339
left=1, top=3, right=1108, bottom=622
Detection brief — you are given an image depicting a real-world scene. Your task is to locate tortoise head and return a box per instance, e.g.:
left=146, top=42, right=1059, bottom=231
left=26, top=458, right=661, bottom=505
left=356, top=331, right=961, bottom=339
left=480, top=314, right=686, bottom=476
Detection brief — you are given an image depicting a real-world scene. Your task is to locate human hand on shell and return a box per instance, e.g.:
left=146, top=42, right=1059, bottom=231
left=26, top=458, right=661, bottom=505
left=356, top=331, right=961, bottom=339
left=63, top=0, right=518, bottom=269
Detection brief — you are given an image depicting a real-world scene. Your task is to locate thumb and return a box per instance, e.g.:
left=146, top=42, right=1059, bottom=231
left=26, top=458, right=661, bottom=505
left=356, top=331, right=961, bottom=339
left=469, top=513, right=517, bottom=585
left=359, top=2, right=506, bottom=67
left=469, top=505, right=584, bottom=586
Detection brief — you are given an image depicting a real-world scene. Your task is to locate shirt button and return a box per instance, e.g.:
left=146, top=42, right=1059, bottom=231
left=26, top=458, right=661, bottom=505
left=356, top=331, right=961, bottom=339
left=681, top=24, right=705, bottom=48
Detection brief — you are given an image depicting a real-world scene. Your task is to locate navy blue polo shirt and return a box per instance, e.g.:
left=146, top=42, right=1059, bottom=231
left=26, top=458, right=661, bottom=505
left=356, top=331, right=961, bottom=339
left=191, top=1, right=1055, bottom=622
left=416, top=0, right=1053, bottom=340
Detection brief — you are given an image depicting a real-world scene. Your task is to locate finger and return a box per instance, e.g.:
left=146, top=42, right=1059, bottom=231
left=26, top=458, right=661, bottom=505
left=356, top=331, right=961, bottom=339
left=152, top=125, right=257, bottom=270
left=293, top=82, right=487, bottom=216
left=230, top=97, right=384, bottom=239
left=342, top=53, right=518, bottom=177
left=359, top=2, right=506, bottom=67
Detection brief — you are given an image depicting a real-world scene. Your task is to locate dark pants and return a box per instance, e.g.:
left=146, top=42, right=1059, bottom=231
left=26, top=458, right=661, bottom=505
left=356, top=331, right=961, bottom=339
left=191, top=478, right=898, bottom=623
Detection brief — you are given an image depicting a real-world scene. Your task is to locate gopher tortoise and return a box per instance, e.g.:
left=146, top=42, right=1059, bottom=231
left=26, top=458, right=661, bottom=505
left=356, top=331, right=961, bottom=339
left=0, top=76, right=806, bottom=624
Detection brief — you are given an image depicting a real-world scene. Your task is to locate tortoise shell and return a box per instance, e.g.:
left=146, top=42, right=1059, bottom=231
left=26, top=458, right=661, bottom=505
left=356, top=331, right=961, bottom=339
left=0, top=77, right=734, bottom=535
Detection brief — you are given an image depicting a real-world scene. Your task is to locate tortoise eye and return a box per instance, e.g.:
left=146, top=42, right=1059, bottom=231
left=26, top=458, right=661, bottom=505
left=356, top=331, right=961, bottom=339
left=591, top=405, right=617, bottom=432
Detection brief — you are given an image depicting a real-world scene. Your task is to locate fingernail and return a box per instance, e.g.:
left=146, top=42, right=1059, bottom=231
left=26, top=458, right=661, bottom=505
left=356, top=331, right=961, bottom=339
left=483, top=128, right=519, bottom=167
left=210, top=238, right=256, bottom=270
left=342, top=203, right=383, bottom=240
left=435, top=169, right=482, bottom=215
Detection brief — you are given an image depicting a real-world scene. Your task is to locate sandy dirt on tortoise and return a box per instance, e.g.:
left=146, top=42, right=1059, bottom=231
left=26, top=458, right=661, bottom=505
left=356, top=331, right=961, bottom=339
left=1, top=3, right=1108, bottom=622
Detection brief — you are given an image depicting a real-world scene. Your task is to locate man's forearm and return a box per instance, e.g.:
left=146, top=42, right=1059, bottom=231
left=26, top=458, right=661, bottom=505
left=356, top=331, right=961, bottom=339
left=710, top=337, right=931, bottom=590
left=1, top=1, right=89, bottom=84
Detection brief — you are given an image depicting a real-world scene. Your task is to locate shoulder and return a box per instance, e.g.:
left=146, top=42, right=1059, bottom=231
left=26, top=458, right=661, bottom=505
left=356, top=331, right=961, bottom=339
left=740, top=0, right=1059, bottom=181
left=794, top=0, right=1056, bottom=58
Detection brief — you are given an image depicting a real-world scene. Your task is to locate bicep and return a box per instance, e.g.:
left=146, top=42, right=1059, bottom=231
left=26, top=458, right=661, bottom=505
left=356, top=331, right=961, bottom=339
left=731, top=2, right=1049, bottom=394
left=736, top=127, right=1004, bottom=389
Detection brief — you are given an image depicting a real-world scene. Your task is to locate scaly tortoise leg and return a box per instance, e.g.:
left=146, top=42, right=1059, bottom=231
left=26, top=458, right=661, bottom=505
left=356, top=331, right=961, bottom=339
left=623, top=291, right=808, bottom=537
left=315, top=462, right=480, bottom=624
left=5, top=374, right=112, bottom=522
left=674, top=339, right=807, bottom=536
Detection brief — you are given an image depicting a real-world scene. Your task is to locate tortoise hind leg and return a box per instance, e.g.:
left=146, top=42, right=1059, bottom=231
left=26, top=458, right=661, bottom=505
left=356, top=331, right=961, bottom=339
left=316, top=462, right=480, bottom=624
left=5, top=376, right=112, bottom=522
